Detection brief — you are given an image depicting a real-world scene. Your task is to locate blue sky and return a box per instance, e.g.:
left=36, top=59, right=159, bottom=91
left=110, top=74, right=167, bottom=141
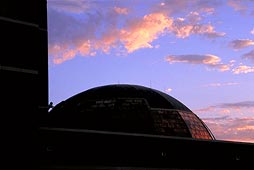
left=47, top=0, right=254, bottom=143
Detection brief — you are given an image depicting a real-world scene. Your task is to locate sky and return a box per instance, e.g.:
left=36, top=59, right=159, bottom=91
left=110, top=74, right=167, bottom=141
left=47, top=0, right=254, bottom=143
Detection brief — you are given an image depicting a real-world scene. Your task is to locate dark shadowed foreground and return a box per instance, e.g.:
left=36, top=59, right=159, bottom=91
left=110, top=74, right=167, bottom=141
left=40, top=84, right=254, bottom=170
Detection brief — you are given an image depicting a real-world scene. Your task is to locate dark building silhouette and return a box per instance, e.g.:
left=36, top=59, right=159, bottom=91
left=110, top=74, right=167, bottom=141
left=1, top=1, right=254, bottom=170
left=1, top=1, right=48, bottom=169
left=40, top=84, right=254, bottom=169
left=46, top=84, right=215, bottom=140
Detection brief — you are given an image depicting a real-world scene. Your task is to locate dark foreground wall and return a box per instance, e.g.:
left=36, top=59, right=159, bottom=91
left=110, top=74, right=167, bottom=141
left=39, top=127, right=254, bottom=170
left=0, top=1, right=48, bottom=169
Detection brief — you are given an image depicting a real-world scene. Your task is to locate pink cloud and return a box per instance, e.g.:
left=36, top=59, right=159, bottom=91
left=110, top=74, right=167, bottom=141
left=48, top=11, right=174, bottom=63
left=47, top=2, right=123, bottom=64
left=78, top=41, right=93, bottom=56
left=114, top=7, right=128, bottom=15
left=194, top=106, right=215, bottom=114
left=47, top=1, right=225, bottom=64
left=48, top=44, right=79, bottom=64
left=203, top=116, right=254, bottom=143
left=119, top=13, right=173, bottom=53
left=48, top=39, right=94, bottom=64
left=165, top=54, right=231, bottom=72
left=199, top=7, right=215, bottom=14
left=196, top=102, right=254, bottom=135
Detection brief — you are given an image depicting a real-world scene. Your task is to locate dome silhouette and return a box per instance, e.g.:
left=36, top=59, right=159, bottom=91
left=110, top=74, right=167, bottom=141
left=48, top=84, right=215, bottom=140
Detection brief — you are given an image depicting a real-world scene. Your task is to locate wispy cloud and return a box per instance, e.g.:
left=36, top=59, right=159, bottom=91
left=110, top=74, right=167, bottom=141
left=153, top=0, right=220, bottom=16
left=165, top=54, right=231, bottom=72
left=227, top=0, right=254, bottom=15
left=48, top=1, right=225, bottom=64
left=232, top=65, right=254, bottom=74
left=47, top=2, right=108, bottom=63
left=251, top=28, right=254, bottom=35
left=229, top=39, right=254, bottom=50
left=242, top=50, right=254, bottom=63
left=165, top=88, right=173, bottom=93
left=171, top=12, right=225, bottom=39
left=153, top=0, right=193, bottom=16
left=227, top=0, right=247, bottom=13
left=47, top=0, right=91, bottom=14
left=219, top=101, right=254, bottom=108
left=114, top=7, right=128, bottom=15
left=195, top=101, right=254, bottom=117
left=196, top=101, right=254, bottom=142
left=203, top=82, right=239, bottom=87
left=203, top=116, right=254, bottom=143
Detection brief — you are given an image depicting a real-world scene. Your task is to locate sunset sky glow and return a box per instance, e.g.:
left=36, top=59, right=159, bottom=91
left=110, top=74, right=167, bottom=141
left=47, top=0, right=254, bottom=143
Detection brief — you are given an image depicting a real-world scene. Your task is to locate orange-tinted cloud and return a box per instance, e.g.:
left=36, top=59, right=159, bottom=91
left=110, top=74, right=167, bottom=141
left=165, top=54, right=231, bottom=72
left=48, top=11, right=174, bottom=63
left=48, top=1, right=226, bottom=64
left=119, top=13, right=173, bottom=52
left=237, top=125, right=254, bottom=131
left=229, top=39, right=254, bottom=50
left=232, top=65, right=254, bottom=74
left=48, top=44, right=78, bottom=64
left=114, top=11, right=224, bottom=53
left=48, top=39, right=94, bottom=64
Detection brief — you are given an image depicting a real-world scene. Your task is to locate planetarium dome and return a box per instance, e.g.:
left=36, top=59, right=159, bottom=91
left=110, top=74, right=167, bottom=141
left=48, top=84, right=215, bottom=140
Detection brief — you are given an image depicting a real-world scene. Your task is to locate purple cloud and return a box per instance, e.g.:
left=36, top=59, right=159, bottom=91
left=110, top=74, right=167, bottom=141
left=229, top=39, right=254, bottom=50
left=165, top=54, right=231, bottom=72
left=243, top=50, right=254, bottom=63
left=227, top=0, right=254, bottom=15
